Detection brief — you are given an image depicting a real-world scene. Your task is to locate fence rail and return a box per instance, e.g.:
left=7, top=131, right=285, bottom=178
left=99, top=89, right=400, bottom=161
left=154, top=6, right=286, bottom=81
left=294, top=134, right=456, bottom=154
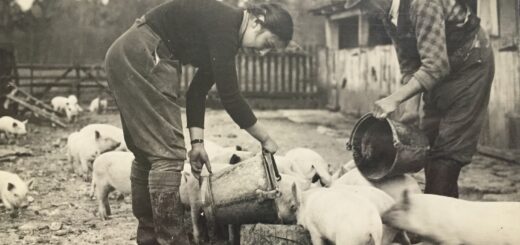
left=14, top=48, right=323, bottom=108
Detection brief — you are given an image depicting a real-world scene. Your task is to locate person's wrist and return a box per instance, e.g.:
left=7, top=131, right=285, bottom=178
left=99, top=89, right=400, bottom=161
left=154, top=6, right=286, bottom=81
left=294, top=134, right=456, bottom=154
left=259, top=135, right=271, bottom=144
left=191, top=139, right=204, bottom=145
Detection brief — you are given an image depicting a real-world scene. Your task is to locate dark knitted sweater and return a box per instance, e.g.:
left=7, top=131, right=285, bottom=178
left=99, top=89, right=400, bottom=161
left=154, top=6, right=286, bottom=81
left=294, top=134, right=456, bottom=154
left=145, top=0, right=257, bottom=129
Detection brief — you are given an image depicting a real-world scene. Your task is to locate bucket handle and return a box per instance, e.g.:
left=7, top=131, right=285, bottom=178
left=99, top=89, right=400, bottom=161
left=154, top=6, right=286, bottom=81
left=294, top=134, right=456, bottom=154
left=262, top=149, right=281, bottom=181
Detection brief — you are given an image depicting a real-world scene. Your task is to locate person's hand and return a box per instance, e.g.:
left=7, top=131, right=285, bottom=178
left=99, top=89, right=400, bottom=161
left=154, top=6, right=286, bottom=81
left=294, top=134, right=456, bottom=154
left=373, top=96, right=400, bottom=119
left=188, top=143, right=211, bottom=180
left=261, top=137, right=278, bottom=154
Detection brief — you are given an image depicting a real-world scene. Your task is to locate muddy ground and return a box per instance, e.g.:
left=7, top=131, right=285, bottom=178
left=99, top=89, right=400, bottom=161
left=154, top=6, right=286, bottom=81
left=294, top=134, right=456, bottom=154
left=1, top=109, right=519, bottom=245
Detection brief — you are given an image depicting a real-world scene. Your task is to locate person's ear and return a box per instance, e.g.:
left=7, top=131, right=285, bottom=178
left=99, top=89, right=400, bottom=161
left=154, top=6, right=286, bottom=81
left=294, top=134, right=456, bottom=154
left=252, top=15, right=266, bottom=31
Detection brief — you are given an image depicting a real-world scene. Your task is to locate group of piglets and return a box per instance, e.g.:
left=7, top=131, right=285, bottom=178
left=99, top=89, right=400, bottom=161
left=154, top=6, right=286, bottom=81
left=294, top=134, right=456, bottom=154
left=274, top=152, right=520, bottom=245
left=51, top=95, right=108, bottom=122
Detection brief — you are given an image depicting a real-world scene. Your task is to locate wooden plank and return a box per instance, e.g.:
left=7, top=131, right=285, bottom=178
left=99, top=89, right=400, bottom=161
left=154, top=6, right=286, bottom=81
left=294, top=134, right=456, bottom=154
left=6, top=93, right=67, bottom=128
left=240, top=224, right=311, bottom=245
left=478, top=145, right=520, bottom=164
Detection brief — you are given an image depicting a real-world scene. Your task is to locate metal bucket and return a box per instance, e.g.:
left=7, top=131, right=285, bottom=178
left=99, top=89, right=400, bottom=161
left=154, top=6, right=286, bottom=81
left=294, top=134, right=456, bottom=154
left=346, top=113, right=430, bottom=181
left=201, top=152, right=281, bottom=226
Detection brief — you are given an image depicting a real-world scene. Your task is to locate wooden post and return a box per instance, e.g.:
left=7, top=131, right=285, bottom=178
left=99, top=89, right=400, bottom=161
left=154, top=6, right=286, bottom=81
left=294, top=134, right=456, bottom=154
left=252, top=55, right=257, bottom=93
left=260, top=56, right=265, bottom=93
left=240, top=224, right=311, bottom=245
left=281, top=54, right=286, bottom=92
left=74, top=65, right=81, bottom=99
left=274, top=54, right=279, bottom=92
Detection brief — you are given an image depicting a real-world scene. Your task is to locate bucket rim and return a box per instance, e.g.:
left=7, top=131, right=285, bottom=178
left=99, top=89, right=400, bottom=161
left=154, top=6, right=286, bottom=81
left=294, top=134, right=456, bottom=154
left=347, top=113, right=400, bottom=180
left=347, top=113, right=401, bottom=150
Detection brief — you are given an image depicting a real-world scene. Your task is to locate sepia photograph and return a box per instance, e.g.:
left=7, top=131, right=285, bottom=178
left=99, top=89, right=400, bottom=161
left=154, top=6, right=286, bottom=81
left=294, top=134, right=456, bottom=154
left=1, top=0, right=519, bottom=244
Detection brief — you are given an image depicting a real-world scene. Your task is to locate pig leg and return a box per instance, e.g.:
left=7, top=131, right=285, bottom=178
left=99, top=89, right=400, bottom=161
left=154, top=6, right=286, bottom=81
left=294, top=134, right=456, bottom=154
left=3, top=199, right=13, bottom=210
left=381, top=226, right=398, bottom=245
left=188, top=179, right=202, bottom=244
left=307, top=225, right=325, bottom=245
left=79, top=157, right=91, bottom=182
left=96, top=183, right=114, bottom=220
left=90, top=175, right=96, bottom=199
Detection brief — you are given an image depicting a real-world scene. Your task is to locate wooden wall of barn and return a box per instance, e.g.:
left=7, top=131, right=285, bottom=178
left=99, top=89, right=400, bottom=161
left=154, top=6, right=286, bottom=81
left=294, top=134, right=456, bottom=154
left=318, top=43, right=520, bottom=149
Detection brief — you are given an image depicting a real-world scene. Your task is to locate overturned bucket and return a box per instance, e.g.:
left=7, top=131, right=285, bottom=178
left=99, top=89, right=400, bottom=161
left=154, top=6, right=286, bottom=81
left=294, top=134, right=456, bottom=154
left=346, top=113, right=430, bottom=181
left=201, top=152, right=281, bottom=226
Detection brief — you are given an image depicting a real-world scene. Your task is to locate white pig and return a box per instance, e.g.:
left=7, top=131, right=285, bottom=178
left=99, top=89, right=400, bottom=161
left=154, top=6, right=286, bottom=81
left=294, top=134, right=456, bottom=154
left=284, top=148, right=332, bottom=187
left=79, top=124, right=127, bottom=152
left=331, top=184, right=406, bottom=245
left=181, top=163, right=231, bottom=244
left=274, top=173, right=311, bottom=224
left=90, top=151, right=133, bottom=220
left=89, top=97, right=108, bottom=114
left=331, top=159, right=357, bottom=182
left=0, top=171, right=33, bottom=210
left=67, top=130, right=120, bottom=181
left=332, top=167, right=422, bottom=202
left=210, top=147, right=255, bottom=164
left=294, top=186, right=383, bottom=245
left=0, top=116, right=27, bottom=140
left=382, top=191, right=520, bottom=245
left=51, top=96, right=79, bottom=122
left=68, top=95, right=84, bottom=112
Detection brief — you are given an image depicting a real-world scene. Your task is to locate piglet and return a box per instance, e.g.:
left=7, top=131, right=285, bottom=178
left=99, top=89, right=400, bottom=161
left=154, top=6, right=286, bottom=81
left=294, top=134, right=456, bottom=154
left=68, top=94, right=84, bottom=112
left=284, top=147, right=332, bottom=187
left=89, top=97, right=108, bottom=114
left=67, top=130, right=120, bottom=181
left=79, top=124, right=127, bottom=152
left=0, top=116, right=27, bottom=142
left=331, top=184, right=408, bottom=245
left=383, top=191, right=520, bottom=245
left=274, top=173, right=311, bottom=224
left=51, top=96, right=79, bottom=122
left=332, top=166, right=422, bottom=202
left=0, top=170, right=33, bottom=210
left=90, top=151, right=133, bottom=220
left=294, top=185, right=383, bottom=245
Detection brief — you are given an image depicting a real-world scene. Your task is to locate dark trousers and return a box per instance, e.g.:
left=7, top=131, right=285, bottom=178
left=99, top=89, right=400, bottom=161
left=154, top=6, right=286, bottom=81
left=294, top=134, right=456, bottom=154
left=421, top=29, right=495, bottom=198
left=105, top=17, right=189, bottom=244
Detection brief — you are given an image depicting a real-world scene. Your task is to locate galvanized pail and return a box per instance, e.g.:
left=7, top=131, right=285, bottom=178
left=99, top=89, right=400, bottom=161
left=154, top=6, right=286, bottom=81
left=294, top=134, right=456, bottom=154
left=201, top=152, right=281, bottom=226
left=346, top=113, right=430, bottom=181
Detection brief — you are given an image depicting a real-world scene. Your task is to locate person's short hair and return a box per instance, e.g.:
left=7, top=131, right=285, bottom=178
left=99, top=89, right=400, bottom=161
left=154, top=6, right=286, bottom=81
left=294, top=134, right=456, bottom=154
left=245, top=3, right=293, bottom=47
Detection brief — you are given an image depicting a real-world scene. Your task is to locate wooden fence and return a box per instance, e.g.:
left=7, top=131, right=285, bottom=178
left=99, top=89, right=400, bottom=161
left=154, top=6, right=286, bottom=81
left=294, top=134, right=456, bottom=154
left=14, top=48, right=324, bottom=108
left=317, top=44, right=520, bottom=150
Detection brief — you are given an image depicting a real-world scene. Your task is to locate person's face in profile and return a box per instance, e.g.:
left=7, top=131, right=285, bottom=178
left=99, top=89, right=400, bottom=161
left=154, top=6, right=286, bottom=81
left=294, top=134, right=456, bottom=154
left=242, top=15, right=285, bottom=55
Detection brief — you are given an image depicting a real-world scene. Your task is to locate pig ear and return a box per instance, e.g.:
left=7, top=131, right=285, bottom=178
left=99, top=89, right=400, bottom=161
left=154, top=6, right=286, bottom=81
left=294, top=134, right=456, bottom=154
left=26, top=179, right=34, bottom=189
left=7, top=182, right=15, bottom=191
left=12, top=122, right=18, bottom=128
left=229, top=154, right=241, bottom=164
left=95, top=130, right=101, bottom=139
left=22, top=120, right=28, bottom=124
left=235, top=145, right=243, bottom=151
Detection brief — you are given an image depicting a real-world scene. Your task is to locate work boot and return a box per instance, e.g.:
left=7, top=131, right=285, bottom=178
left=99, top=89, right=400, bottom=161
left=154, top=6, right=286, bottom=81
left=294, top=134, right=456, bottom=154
left=149, top=170, right=190, bottom=245
left=131, top=162, right=159, bottom=245
left=424, top=159, right=462, bottom=198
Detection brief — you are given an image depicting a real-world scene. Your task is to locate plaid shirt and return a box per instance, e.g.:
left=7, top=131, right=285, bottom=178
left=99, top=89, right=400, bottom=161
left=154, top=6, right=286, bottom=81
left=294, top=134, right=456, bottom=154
left=385, top=0, right=471, bottom=90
